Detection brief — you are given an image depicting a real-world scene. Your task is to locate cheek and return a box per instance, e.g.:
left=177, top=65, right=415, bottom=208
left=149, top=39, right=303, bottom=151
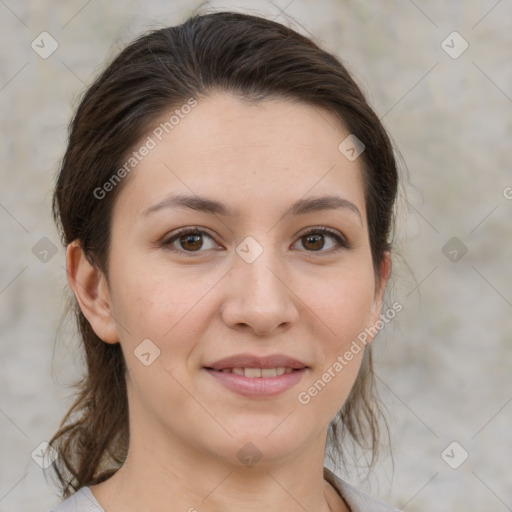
left=290, top=260, right=375, bottom=398
left=114, top=267, right=209, bottom=412
left=334, top=282, right=375, bottom=342
left=108, top=260, right=217, bottom=361
left=303, top=265, right=376, bottom=346
left=296, top=272, right=374, bottom=418
left=107, top=263, right=170, bottom=349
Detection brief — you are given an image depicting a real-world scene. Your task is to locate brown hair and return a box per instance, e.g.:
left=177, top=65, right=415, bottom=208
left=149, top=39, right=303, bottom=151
left=50, top=10, right=398, bottom=497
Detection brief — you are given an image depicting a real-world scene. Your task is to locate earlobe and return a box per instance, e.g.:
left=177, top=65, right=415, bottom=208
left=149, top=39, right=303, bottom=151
left=376, top=251, right=392, bottom=308
left=66, top=240, right=119, bottom=344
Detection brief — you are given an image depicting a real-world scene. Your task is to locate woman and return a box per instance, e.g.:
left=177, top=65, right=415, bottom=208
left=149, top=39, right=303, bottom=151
left=49, top=10, right=399, bottom=512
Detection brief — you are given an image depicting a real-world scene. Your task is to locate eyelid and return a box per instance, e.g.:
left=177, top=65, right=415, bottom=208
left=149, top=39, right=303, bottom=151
left=161, top=225, right=350, bottom=255
left=293, top=226, right=350, bottom=251
left=161, top=226, right=221, bottom=254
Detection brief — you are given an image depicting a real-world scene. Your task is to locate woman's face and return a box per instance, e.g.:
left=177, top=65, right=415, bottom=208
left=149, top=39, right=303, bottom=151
left=95, top=92, right=389, bottom=467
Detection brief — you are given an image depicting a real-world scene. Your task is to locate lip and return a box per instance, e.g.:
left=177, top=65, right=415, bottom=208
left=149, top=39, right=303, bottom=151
left=203, top=353, right=309, bottom=398
left=204, top=367, right=307, bottom=397
left=205, top=353, right=308, bottom=371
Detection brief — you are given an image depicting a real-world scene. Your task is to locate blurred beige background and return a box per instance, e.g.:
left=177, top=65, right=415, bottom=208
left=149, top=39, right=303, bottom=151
left=1, top=1, right=511, bottom=511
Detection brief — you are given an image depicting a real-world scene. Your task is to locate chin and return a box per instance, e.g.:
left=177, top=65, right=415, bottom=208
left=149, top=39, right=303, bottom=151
left=207, top=424, right=310, bottom=466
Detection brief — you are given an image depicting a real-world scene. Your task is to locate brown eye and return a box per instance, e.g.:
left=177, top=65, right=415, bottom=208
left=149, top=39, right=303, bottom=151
left=162, top=228, right=219, bottom=254
left=179, top=233, right=203, bottom=251
left=293, top=227, right=348, bottom=252
left=302, top=233, right=325, bottom=251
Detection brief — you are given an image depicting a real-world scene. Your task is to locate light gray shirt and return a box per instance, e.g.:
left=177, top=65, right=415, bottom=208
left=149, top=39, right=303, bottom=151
left=49, top=467, right=399, bottom=512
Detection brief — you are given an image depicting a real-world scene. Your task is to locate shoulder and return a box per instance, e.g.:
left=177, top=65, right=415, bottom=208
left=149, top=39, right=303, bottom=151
left=324, top=467, right=400, bottom=512
left=48, top=487, right=105, bottom=512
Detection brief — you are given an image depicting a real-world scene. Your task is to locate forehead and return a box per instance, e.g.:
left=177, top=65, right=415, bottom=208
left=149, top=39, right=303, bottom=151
left=113, top=92, right=367, bottom=221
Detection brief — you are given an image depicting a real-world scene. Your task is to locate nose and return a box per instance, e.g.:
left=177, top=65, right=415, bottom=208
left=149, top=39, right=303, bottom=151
left=220, top=247, right=300, bottom=336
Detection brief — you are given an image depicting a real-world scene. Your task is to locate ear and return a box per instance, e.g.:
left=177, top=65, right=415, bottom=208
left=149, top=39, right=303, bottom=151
left=366, top=251, right=392, bottom=343
left=66, top=240, right=119, bottom=344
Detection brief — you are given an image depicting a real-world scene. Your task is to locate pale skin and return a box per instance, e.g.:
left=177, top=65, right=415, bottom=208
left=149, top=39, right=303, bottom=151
left=66, top=91, right=391, bottom=512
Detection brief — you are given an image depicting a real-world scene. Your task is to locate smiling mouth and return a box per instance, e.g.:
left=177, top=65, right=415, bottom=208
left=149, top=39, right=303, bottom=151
left=203, top=366, right=307, bottom=397
left=205, top=367, right=300, bottom=377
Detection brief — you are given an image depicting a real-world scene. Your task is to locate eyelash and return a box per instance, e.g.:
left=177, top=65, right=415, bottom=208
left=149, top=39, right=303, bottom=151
left=161, top=226, right=350, bottom=256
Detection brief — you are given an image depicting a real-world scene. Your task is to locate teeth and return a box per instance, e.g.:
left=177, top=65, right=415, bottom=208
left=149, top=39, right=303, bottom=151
left=244, top=368, right=261, bottom=378
left=218, top=367, right=296, bottom=377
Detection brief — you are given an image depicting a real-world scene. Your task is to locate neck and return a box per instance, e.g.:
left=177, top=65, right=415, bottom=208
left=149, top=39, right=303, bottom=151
left=90, top=424, right=347, bottom=511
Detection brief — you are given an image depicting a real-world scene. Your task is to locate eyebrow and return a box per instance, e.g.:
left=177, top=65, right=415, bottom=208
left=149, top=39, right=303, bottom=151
left=142, top=193, right=362, bottom=224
